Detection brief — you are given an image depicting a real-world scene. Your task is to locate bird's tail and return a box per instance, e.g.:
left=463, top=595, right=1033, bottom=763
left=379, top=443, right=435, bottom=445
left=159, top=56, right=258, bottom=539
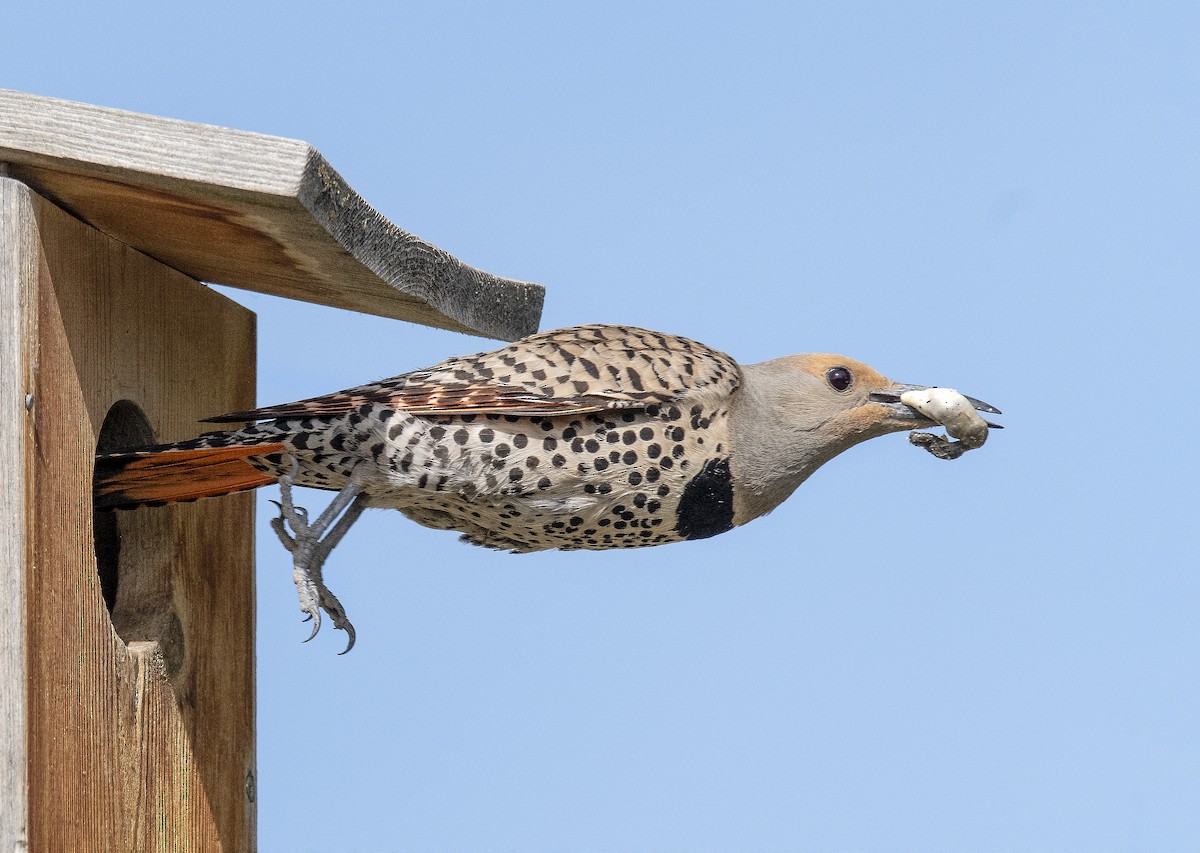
left=94, top=439, right=287, bottom=509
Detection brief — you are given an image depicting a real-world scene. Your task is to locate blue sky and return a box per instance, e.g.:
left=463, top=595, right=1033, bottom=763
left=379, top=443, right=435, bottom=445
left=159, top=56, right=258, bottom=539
left=6, top=2, right=1199, bottom=850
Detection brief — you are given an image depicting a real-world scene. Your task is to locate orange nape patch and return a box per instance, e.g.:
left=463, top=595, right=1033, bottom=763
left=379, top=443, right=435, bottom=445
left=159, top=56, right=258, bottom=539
left=94, top=443, right=285, bottom=509
left=780, top=353, right=894, bottom=390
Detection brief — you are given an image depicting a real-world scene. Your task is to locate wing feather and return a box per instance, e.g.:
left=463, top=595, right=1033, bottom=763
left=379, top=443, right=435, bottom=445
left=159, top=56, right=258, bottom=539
left=206, top=325, right=740, bottom=423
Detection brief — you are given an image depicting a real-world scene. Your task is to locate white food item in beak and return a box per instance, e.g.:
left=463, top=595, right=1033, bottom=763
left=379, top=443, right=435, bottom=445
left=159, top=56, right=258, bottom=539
left=900, top=387, right=990, bottom=450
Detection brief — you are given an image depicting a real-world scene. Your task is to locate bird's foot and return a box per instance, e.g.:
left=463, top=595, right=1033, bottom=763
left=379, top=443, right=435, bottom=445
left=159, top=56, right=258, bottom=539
left=290, top=550, right=356, bottom=652
left=270, top=456, right=369, bottom=654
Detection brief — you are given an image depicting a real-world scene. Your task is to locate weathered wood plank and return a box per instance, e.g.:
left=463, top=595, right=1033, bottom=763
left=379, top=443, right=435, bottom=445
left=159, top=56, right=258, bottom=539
left=0, top=174, right=37, bottom=853
left=0, top=88, right=544, bottom=340
left=4, top=177, right=257, bottom=850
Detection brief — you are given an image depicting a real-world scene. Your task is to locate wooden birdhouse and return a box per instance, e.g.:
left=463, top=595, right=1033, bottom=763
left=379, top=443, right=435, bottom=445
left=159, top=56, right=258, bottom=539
left=0, top=89, right=543, bottom=851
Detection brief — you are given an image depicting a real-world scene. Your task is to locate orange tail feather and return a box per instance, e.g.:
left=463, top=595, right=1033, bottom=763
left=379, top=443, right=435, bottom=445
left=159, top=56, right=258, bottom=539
left=94, top=443, right=286, bottom=509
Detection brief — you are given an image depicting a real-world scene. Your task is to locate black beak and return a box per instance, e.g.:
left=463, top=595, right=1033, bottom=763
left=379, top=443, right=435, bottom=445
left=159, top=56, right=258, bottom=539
left=869, top=384, right=1004, bottom=428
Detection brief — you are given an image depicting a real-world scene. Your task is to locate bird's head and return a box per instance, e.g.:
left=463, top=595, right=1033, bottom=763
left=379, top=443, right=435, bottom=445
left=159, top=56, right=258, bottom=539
left=729, top=353, right=1000, bottom=519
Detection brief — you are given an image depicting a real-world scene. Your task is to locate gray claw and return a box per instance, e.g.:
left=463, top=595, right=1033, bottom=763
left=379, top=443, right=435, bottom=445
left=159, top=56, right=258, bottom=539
left=273, top=453, right=370, bottom=652
left=338, top=624, right=357, bottom=655
left=269, top=515, right=296, bottom=552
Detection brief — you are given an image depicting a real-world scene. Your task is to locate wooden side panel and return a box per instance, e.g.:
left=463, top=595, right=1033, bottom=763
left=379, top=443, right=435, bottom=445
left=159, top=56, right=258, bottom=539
left=0, top=174, right=38, bottom=853
left=6, top=177, right=257, bottom=851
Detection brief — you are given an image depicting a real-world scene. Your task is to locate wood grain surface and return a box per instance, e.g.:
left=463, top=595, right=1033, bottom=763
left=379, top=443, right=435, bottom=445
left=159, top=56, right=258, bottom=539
left=2, top=177, right=257, bottom=851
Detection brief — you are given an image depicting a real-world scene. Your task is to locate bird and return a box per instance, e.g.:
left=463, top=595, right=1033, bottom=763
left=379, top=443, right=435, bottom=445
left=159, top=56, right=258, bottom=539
left=94, top=323, right=1001, bottom=652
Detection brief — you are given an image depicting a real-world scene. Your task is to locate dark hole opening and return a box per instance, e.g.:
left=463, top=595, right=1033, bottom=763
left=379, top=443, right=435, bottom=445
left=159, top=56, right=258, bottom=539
left=93, top=400, right=155, bottom=616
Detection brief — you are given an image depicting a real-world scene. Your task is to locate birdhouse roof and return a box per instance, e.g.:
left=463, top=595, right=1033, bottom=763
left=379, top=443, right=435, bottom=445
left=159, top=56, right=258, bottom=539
left=0, top=89, right=543, bottom=341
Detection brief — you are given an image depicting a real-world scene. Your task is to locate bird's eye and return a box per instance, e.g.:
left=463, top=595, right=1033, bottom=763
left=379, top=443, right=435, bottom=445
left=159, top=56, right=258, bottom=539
left=826, top=366, right=853, bottom=392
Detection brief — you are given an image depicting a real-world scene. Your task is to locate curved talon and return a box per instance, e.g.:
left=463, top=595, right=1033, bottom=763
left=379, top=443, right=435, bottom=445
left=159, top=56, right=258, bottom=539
left=274, top=454, right=371, bottom=653
left=303, top=611, right=322, bottom=642
left=338, top=624, right=357, bottom=655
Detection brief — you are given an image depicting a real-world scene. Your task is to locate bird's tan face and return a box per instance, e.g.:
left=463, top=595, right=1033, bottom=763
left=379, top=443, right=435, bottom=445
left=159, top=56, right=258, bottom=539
left=729, top=352, right=1000, bottom=522
left=765, top=353, right=935, bottom=442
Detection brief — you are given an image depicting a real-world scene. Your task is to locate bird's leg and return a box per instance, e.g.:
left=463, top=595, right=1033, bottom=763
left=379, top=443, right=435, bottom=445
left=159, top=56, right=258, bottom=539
left=270, top=455, right=370, bottom=653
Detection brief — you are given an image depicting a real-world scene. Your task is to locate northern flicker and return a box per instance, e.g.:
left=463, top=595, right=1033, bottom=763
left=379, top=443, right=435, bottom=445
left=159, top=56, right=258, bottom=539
left=95, top=324, right=1001, bottom=651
